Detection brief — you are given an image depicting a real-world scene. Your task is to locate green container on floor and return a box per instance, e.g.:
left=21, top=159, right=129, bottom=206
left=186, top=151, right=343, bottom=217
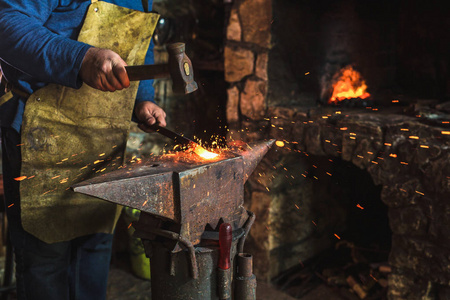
left=123, top=207, right=151, bottom=280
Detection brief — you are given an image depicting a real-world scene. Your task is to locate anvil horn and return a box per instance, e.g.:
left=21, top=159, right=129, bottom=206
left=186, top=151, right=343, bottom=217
left=228, top=139, right=275, bottom=183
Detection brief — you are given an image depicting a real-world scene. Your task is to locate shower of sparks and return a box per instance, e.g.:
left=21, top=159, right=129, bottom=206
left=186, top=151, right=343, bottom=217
left=356, top=204, right=364, bottom=210
left=8, top=204, right=14, bottom=208
left=14, top=176, right=27, bottom=181
left=334, top=234, right=341, bottom=239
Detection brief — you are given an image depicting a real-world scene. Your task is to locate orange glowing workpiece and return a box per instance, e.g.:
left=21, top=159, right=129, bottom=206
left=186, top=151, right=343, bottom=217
left=191, top=144, right=219, bottom=160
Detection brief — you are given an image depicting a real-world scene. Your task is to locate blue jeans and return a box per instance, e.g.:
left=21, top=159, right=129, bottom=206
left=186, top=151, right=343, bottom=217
left=1, top=127, right=113, bottom=300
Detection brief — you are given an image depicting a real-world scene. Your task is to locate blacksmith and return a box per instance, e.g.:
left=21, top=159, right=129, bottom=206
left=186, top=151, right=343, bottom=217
left=0, top=0, right=165, bottom=299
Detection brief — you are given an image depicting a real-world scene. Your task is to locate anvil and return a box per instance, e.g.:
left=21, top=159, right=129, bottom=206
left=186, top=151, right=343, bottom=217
left=72, top=140, right=274, bottom=250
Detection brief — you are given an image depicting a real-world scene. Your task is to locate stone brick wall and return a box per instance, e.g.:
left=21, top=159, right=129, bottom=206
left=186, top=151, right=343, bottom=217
left=224, top=0, right=272, bottom=129
left=262, top=107, right=450, bottom=299
left=224, top=1, right=450, bottom=299
left=224, top=0, right=353, bottom=283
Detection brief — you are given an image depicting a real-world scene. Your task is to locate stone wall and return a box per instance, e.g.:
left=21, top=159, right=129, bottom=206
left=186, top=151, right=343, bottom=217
left=224, top=0, right=450, bottom=299
left=262, top=107, right=450, bottom=299
left=224, top=0, right=272, bottom=129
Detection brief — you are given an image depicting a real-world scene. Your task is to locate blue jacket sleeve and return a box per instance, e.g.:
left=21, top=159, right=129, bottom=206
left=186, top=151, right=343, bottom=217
left=0, top=0, right=91, bottom=90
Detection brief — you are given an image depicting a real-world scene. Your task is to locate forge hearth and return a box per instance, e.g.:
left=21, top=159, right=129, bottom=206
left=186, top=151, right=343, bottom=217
left=266, top=106, right=450, bottom=298
left=226, top=103, right=450, bottom=299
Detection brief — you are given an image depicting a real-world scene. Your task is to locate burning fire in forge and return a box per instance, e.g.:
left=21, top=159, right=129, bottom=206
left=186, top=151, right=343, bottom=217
left=329, top=66, right=370, bottom=104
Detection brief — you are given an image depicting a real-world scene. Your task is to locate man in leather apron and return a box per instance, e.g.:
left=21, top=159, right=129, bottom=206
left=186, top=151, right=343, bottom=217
left=0, top=1, right=164, bottom=299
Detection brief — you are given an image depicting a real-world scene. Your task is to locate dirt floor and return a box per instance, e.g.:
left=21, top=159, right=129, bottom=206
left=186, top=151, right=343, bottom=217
left=0, top=256, right=344, bottom=300
left=106, top=264, right=345, bottom=300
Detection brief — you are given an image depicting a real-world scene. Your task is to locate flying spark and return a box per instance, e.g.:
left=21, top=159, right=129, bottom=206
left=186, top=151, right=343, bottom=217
left=275, top=141, right=285, bottom=147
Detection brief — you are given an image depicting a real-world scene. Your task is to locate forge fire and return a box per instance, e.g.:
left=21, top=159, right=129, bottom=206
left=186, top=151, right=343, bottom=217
left=329, top=66, right=371, bottom=104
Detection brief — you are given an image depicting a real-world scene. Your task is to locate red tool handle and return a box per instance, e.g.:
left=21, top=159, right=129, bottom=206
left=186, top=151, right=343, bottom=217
left=218, top=223, right=232, bottom=270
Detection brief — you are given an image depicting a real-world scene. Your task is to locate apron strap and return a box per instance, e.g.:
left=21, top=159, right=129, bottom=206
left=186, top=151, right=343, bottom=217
left=142, top=0, right=149, bottom=12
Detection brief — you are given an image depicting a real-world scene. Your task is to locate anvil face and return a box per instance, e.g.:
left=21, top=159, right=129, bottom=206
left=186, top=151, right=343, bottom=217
left=72, top=140, right=274, bottom=246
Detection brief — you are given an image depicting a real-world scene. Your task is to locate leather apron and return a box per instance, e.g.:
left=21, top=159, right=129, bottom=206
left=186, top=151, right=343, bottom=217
left=19, top=0, right=159, bottom=243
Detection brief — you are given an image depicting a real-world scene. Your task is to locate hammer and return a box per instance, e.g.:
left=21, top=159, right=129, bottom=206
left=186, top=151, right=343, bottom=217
left=125, top=43, right=198, bottom=94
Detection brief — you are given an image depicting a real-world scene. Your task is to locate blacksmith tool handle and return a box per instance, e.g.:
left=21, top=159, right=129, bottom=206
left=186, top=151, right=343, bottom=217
left=148, top=124, right=197, bottom=147
left=218, top=223, right=232, bottom=300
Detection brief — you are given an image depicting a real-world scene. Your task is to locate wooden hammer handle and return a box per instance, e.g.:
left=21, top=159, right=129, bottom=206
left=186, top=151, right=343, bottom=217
left=125, top=64, right=170, bottom=81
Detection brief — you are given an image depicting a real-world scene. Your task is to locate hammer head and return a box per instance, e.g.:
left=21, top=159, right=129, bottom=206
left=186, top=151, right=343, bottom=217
left=167, top=43, right=198, bottom=94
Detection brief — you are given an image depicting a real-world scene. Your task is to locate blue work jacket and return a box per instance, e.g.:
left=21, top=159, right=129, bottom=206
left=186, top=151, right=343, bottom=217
left=0, top=0, right=155, bottom=132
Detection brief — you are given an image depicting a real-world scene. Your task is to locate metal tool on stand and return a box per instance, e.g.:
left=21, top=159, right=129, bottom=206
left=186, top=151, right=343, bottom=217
left=73, top=140, right=274, bottom=299
left=218, top=223, right=233, bottom=300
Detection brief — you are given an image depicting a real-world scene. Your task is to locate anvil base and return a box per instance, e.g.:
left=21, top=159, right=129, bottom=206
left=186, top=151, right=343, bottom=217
left=148, top=241, right=238, bottom=300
